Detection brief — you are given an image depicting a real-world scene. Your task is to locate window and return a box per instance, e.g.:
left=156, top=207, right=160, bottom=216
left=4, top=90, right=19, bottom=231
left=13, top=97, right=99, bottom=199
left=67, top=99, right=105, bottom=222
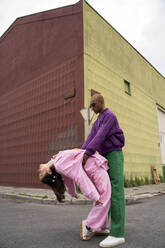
left=124, top=80, right=131, bottom=95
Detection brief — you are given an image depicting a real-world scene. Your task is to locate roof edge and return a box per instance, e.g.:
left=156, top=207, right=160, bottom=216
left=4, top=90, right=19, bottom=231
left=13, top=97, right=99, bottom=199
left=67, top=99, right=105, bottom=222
left=0, top=0, right=82, bottom=40
left=85, top=0, right=165, bottom=79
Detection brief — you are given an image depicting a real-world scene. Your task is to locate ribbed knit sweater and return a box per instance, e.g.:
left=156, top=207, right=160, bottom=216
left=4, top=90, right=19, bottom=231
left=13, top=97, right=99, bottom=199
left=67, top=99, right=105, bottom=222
left=82, top=108, right=125, bottom=156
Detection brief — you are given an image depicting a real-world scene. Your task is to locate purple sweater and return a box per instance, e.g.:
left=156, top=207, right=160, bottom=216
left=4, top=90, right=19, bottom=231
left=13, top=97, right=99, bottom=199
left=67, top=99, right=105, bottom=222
left=82, top=108, right=125, bottom=156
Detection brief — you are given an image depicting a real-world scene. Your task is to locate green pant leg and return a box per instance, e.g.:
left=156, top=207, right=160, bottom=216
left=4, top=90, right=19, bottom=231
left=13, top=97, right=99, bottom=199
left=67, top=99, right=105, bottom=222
left=105, top=151, right=125, bottom=237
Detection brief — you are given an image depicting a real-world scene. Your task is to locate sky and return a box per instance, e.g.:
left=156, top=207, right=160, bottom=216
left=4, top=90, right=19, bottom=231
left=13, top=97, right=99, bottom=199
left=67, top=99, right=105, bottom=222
left=0, top=0, right=165, bottom=77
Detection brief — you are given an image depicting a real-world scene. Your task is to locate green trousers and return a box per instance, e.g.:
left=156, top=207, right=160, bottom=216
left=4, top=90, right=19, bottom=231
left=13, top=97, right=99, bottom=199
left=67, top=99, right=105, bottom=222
left=105, top=151, right=125, bottom=237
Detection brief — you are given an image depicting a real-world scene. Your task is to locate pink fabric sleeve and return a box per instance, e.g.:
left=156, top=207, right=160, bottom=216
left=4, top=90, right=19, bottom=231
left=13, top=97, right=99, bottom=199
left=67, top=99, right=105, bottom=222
left=62, top=175, right=77, bottom=197
left=54, top=150, right=100, bottom=202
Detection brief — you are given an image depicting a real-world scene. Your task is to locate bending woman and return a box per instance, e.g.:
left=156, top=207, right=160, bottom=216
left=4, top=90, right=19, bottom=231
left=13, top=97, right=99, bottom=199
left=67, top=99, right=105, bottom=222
left=39, top=149, right=111, bottom=241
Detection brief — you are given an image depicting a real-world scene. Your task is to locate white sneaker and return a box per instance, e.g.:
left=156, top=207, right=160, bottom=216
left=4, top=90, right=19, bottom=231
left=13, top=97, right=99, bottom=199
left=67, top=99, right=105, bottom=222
left=99, top=236, right=125, bottom=247
left=80, top=220, right=92, bottom=241
left=94, top=228, right=110, bottom=236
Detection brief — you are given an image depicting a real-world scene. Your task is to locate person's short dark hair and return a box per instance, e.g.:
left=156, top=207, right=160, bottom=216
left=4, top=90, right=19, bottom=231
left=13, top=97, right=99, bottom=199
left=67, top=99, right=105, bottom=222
left=40, top=165, right=65, bottom=203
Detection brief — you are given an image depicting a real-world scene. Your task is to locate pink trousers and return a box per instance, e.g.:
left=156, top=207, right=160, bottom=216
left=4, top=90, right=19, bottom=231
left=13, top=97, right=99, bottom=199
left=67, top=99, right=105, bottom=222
left=53, top=149, right=111, bottom=231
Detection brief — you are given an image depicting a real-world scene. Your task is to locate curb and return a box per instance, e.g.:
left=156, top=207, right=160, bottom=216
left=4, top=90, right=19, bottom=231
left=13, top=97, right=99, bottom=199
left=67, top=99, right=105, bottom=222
left=0, top=191, right=164, bottom=206
left=125, top=192, right=164, bottom=205
left=0, top=193, right=92, bottom=205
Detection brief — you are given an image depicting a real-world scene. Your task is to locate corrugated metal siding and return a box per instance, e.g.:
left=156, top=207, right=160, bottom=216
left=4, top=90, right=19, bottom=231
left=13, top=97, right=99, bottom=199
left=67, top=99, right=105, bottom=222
left=0, top=1, right=84, bottom=188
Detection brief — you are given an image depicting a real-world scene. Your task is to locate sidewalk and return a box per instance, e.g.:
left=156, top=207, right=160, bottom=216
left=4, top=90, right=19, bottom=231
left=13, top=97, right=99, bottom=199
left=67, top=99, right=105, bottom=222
left=0, top=183, right=165, bottom=205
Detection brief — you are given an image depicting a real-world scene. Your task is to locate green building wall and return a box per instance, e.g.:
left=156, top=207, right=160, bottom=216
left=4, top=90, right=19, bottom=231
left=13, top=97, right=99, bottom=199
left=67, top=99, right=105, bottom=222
left=83, top=1, right=165, bottom=179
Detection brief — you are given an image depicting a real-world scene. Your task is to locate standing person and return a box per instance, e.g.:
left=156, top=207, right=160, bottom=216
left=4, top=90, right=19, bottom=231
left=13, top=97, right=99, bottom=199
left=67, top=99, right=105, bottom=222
left=39, top=149, right=111, bottom=241
left=82, top=94, right=125, bottom=247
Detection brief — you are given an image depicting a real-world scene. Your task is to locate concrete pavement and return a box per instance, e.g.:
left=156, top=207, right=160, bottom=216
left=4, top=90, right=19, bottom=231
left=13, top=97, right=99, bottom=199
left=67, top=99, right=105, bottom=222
left=0, top=183, right=165, bottom=205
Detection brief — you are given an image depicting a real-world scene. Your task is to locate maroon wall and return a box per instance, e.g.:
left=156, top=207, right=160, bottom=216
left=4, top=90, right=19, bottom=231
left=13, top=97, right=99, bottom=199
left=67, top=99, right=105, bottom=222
left=0, top=1, right=84, bottom=187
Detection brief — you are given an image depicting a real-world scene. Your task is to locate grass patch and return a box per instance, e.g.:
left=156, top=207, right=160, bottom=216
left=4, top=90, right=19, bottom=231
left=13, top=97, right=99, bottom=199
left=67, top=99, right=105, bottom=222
left=124, top=176, right=155, bottom=188
left=159, top=175, right=165, bottom=183
left=18, top=193, right=49, bottom=199
left=76, top=184, right=82, bottom=193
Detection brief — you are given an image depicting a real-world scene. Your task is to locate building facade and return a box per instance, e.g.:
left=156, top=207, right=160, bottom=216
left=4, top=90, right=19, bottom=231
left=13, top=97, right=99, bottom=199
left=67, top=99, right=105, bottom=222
left=0, top=0, right=164, bottom=188
left=0, top=2, right=84, bottom=187
left=83, top=1, right=165, bottom=180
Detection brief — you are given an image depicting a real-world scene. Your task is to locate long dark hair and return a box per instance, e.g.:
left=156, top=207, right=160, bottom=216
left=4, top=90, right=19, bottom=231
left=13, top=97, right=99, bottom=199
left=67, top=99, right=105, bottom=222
left=40, top=165, right=65, bottom=203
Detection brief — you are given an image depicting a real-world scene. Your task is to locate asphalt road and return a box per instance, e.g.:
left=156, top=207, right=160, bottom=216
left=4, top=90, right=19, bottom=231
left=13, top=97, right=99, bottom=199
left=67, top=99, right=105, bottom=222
left=0, top=195, right=165, bottom=248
